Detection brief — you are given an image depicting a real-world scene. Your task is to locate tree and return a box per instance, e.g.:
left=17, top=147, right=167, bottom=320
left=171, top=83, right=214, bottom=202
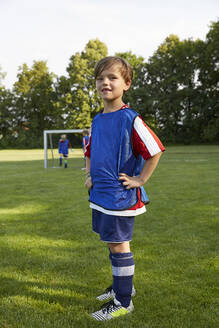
left=57, top=39, right=108, bottom=129
left=198, top=20, right=219, bottom=142
left=145, top=35, right=182, bottom=142
left=145, top=35, right=204, bottom=143
left=0, top=67, right=17, bottom=148
left=0, top=87, right=16, bottom=146
left=13, top=61, right=59, bottom=147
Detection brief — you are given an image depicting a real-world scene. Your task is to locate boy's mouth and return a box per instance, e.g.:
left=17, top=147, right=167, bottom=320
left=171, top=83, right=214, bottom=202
left=102, top=88, right=112, bottom=92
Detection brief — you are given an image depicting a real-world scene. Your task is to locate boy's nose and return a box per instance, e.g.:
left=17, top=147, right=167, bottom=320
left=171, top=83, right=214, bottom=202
left=102, top=77, right=109, bottom=85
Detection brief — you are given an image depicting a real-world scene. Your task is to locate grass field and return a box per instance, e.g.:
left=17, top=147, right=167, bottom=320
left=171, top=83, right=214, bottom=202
left=0, top=146, right=219, bottom=328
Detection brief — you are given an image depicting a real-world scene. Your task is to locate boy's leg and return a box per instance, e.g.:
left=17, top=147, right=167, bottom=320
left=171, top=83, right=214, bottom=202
left=108, top=241, right=134, bottom=308
left=91, top=241, right=134, bottom=320
left=96, top=246, right=136, bottom=302
left=91, top=212, right=135, bottom=320
left=64, top=155, right=68, bottom=168
left=59, top=155, right=63, bottom=166
left=81, top=156, right=86, bottom=170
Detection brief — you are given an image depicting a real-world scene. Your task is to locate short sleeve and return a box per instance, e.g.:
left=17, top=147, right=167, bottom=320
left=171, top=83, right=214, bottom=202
left=132, top=116, right=165, bottom=160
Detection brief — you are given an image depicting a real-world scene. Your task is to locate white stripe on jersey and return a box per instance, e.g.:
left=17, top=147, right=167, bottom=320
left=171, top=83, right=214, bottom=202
left=134, top=116, right=161, bottom=157
left=90, top=202, right=146, bottom=217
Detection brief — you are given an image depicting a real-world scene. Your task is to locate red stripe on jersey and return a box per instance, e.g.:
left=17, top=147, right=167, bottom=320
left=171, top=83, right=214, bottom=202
left=84, top=136, right=91, bottom=157
left=142, top=120, right=165, bottom=153
left=132, top=128, right=151, bottom=160
left=132, top=117, right=165, bottom=159
left=128, top=188, right=145, bottom=210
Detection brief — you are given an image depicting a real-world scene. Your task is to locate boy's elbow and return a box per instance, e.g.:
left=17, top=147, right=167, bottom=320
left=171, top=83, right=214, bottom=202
left=150, top=151, right=163, bottom=163
left=155, top=151, right=163, bottom=158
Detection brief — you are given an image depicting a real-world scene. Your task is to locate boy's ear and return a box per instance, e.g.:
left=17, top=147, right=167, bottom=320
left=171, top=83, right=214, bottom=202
left=124, top=80, right=132, bottom=92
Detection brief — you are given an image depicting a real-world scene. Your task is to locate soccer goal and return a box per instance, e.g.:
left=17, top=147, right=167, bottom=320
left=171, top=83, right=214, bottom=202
left=43, top=129, right=83, bottom=168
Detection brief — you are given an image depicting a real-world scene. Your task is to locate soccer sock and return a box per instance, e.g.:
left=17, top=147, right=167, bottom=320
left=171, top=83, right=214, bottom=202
left=108, top=248, right=113, bottom=261
left=59, top=156, right=63, bottom=166
left=64, top=159, right=68, bottom=168
left=111, top=252, right=135, bottom=308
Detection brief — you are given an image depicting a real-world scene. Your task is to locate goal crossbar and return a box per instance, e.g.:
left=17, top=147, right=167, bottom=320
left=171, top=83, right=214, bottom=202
left=43, top=129, right=83, bottom=168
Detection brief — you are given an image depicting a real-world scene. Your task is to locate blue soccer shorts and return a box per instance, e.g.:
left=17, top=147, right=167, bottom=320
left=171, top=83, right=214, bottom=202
left=92, top=209, right=135, bottom=243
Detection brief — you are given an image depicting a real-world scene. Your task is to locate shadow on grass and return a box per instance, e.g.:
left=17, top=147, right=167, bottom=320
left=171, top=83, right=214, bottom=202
left=0, top=241, right=112, bottom=327
left=0, top=276, right=93, bottom=306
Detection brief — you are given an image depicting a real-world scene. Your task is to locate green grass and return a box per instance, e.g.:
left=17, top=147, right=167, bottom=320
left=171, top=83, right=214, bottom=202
left=0, top=146, right=219, bottom=328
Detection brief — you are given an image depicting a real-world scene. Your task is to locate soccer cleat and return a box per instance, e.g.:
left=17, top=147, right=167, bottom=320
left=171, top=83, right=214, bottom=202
left=96, top=285, right=136, bottom=301
left=91, top=299, right=134, bottom=321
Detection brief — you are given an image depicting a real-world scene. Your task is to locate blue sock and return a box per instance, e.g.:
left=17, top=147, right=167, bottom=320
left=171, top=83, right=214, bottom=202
left=59, top=157, right=63, bottom=166
left=108, top=248, right=113, bottom=261
left=111, top=252, right=135, bottom=308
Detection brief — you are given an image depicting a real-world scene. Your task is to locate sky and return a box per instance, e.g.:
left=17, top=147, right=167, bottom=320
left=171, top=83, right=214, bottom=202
left=0, top=0, right=218, bottom=89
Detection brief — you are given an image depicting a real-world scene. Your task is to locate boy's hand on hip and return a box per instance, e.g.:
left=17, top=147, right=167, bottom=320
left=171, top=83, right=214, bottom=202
left=85, top=177, right=93, bottom=190
left=119, top=173, right=144, bottom=190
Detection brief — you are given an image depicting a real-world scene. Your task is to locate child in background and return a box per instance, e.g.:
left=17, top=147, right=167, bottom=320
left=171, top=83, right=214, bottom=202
left=81, top=129, right=90, bottom=170
left=58, top=134, right=72, bottom=168
left=85, top=56, right=165, bottom=321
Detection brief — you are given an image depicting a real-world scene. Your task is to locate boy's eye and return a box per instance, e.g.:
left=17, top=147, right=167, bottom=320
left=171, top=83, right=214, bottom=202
left=96, top=77, right=103, bottom=81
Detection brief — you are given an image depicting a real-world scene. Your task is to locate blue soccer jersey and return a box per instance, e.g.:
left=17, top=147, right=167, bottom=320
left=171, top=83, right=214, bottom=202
left=58, top=139, right=70, bottom=155
left=86, top=105, right=165, bottom=216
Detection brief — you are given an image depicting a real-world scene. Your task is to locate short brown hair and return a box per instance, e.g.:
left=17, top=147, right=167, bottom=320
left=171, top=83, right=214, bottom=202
left=94, top=56, right=133, bottom=83
left=83, top=129, right=89, bottom=135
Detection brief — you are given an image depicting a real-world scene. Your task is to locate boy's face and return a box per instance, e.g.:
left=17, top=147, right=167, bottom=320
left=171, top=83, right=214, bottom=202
left=96, top=64, right=131, bottom=103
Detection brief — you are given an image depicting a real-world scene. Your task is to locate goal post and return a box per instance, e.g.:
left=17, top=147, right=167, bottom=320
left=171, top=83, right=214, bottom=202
left=43, top=129, right=83, bottom=168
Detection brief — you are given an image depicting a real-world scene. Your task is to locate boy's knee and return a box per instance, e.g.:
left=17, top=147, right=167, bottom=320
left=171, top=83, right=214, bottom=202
left=108, top=241, right=130, bottom=254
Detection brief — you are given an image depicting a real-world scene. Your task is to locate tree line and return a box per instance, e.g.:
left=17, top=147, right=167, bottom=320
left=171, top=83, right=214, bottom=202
left=0, top=20, right=218, bottom=148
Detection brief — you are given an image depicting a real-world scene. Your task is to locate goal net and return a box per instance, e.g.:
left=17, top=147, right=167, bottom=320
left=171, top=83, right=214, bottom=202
left=43, top=129, right=83, bottom=168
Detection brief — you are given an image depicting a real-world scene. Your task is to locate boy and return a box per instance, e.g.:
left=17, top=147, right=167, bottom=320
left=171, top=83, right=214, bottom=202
left=58, top=134, right=72, bottom=168
left=81, top=129, right=90, bottom=170
left=85, top=56, right=165, bottom=321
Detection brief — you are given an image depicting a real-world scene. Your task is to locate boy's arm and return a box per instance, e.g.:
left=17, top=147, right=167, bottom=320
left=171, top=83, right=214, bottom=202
left=118, top=152, right=162, bottom=189
left=68, top=141, right=73, bottom=152
left=85, top=156, right=90, bottom=174
left=82, top=137, right=85, bottom=152
left=85, top=157, right=93, bottom=190
left=119, top=116, right=165, bottom=189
